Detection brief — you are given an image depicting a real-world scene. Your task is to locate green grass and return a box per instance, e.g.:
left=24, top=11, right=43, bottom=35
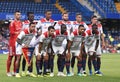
left=0, top=53, right=120, bottom=82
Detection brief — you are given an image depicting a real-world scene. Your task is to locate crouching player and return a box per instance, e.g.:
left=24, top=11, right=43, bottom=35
left=52, top=24, right=68, bottom=76
left=35, top=26, right=55, bottom=77
left=15, top=22, right=36, bottom=77
left=67, top=25, right=86, bottom=76
left=85, top=24, right=102, bottom=76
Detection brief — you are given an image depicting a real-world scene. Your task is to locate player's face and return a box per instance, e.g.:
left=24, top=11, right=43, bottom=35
left=76, top=15, right=82, bottom=22
left=49, top=29, right=55, bottom=36
left=15, top=12, right=21, bottom=20
left=45, top=11, right=52, bottom=19
left=62, top=14, right=69, bottom=21
left=28, top=14, right=34, bottom=21
left=91, top=17, right=98, bottom=24
left=78, top=27, right=85, bottom=34
left=29, top=24, right=35, bottom=33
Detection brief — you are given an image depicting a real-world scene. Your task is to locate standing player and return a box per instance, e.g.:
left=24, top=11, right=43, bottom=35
left=21, top=12, right=35, bottom=76
left=15, top=22, right=36, bottom=77
left=35, top=26, right=55, bottom=76
left=36, top=10, right=54, bottom=73
left=85, top=24, right=102, bottom=76
left=52, top=24, right=68, bottom=77
left=88, top=15, right=105, bottom=75
left=6, top=11, right=22, bottom=76
left=71, top=13, right=89, bottom=76
left=54, top=12, right=72, bottom=75
left=67, top=25, right=86, bottom=76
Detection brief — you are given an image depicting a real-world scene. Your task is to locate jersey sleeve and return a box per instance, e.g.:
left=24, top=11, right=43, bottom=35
left=9, top=21, right=15, bottom=35
left=99, top=25, right=103, bottom=34
left=68, top=33, right=74, bottom=41
left=39, top=34, right=45, bottom=42
left=17, top=31, right=25, bottom=39
left=54, top=22, right=60, bottom=30
left=36, top=21, right=42, bottom=29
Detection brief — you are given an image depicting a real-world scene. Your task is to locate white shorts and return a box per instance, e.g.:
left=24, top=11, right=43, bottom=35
left=71, top=50, right=80, bottom=56
left=15, top=42, right=22, bottom=55
left=85, top=40, right=102, bottom=56
left=52, top=46, right=65, bottom=54
left=35, top=44, right=48, bottom=56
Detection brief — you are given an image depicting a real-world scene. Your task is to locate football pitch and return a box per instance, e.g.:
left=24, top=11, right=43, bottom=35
left=0, top=53, right=120, bottom=82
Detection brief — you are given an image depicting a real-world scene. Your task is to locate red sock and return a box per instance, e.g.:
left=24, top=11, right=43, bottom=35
left=6, top=55, right=13, bottom=73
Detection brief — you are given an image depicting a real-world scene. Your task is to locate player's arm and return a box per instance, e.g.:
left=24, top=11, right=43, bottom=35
left=100, top=25, right=105, bottom=48
left=38, top=34, right=44, bottom=53
left=9, top=22, right=18, bottom=35
left=16, top=31, right=25, bottom=46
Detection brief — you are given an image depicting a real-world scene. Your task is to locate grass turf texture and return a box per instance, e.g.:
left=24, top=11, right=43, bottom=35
left=0, top=53, right=120, bottom=82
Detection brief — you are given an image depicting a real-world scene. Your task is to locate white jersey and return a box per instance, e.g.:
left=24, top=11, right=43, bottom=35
left=54, top=20, right=72, bottom=35
left=52, top=30, right=68, bottom=54
left=69, top=30, right=86, bottom=50
left=72, top=21, right=89, bottom=31
left=36, top=18, right=54, bottom=33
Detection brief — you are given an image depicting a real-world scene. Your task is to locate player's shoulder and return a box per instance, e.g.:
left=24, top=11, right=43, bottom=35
left=72, top=30, right=78, bottom=36
left=40, top=18, right=46, bottom=23
left=85, top=30, right=92, bottom=35
left=97, top=23, right=102, bottom=28
left=58, top=20, right=63, bottom=24
left=67, top=21, right=72, bottom=24
left=55, top=30, right=60, bottom=35
left=80, top=21, right=85, bottom=25
left=73, top=21, right=77, bottom=24
left=23, top=20, right=30, bottom=24
left=49, top=19, right=54, bottom=22
left=23, top=28, right=29, bottom=34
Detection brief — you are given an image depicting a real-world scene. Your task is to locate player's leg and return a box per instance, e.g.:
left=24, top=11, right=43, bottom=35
left=71, top=55, right=76, bottom=75
left=21, top=57, right=26, bottom=76
left=6, top=55, right=13, bottom=76
left=81, top=52, right=87, bottom=76
left=15, top=55, right=21, bottom=78
left=43, top=52, right=49, bottom=76
left=66, top=52, right=72, bottom=76
left=88, top=55, right=92, bottom=75
left=76, top=55, right=82, bottom=76
left=49, top=53, right=55, bottom=77
left=27, top=48, right=36, bottom=77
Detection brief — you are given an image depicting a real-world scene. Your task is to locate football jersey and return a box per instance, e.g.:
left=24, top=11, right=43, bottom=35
left=85, top=30, right=100, bottom=46
left=72, top=21, right=89, bottom=31
left=52, top=30, right=68, bottom=46
left=88, top=23, right=103, bottom=34
left=22, top=20, right=30, bottom=29
left=39, top=31, right=55, bottom=50
left=36, top=18, right=54, bottom=33
left=69, top=30, right=86, bottom=50
left=17, top=28, right=36, bottom=47
left=54, top=20, right=72, bottom=35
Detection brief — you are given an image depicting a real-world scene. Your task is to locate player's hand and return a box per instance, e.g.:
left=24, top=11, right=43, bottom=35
left=102, top=42, right=105, bottom=49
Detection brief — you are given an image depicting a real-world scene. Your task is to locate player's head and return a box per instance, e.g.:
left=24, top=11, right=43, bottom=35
left=29, top=22, right=36, bottom=33
left=61, top=24, right=67, bottom=34
left=48, top=26, right=55, bottom=36
left=45, top=10, right=52, bottom=20
left=62, top=12, right=69, bottom=21
left=78, top=25, right=85, bottom=34
left=91, top=15, right=98, bottom=24
left=27, top=12, right=34, bottom=22
left=14, top=10, right=21, bottom=20
left=76, top=13, right=82, bottom=22
left=92, top=24, right=98, bottom=34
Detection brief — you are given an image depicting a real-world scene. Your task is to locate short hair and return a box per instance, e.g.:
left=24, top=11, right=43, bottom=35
left=45, top=10, right=52, bottom=14
left=91, top=15, right=97, bottom=19
left=27, top=12, right=34, bottom=17
left=78, top=25, right=84, bottom=29
left=76, top=13, right=82, bottom=17
left=14, top=10, right=20, bottom=14
left=29, top=22, right=36, bottom=26
left=48, top=26, right=55, bottom=31
left=62, top=12, right=68, bottom=16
